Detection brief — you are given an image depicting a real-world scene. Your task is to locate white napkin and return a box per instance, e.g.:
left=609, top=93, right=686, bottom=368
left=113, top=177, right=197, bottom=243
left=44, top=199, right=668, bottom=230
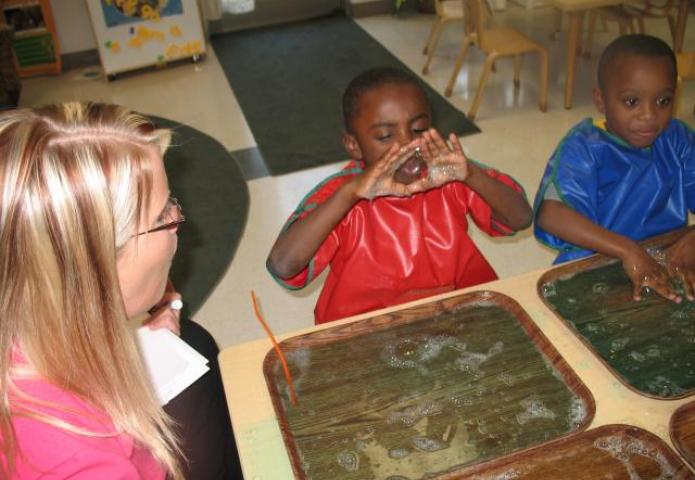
left=135, top=327, right=210, bottom=405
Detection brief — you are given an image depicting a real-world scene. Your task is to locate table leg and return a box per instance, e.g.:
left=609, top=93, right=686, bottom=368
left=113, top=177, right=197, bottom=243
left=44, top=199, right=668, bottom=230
left=674, top=0, right=691, bottom=53
left=564, top=11, right=585, bottom=109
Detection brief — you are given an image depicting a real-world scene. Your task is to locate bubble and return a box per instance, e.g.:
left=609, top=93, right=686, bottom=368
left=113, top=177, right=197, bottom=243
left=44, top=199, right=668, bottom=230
left=610, top=337, right=630, bottom=353
left=388, top=448, right=411, bottom=459
left=645, top=376, right=685, bottom=397
left=387, top=400, right=444, bottom=427
left=542, top=282, right=557, bottom=298
left=647, top=247, right=668, bottom=266
left=592, top=282, right=609, bottom=295
left=336, top=451, right=359, bottom=472
left=594, top=435, right=675, bottom=480
left=516, top=397, right=556, bottom=424
left=567, top=396, right=587, bottom=429
left=628, top=351, right=646, bottom=362
left=412, top=436, right=447, bottom=452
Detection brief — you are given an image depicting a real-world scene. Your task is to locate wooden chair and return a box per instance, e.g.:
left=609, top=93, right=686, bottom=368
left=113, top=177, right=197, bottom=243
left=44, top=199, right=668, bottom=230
left=622, top=0, right=677, bottom=45
left=422, top=0, right=467, bottom=74
left=584, top=5, right=645, bottom=58
left=444, top=0, right=548, bottom=120
left=675, top=51, right=695, bottom=116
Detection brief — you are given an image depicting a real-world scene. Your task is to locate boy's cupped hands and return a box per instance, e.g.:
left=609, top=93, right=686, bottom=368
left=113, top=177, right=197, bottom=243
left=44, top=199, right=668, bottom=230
left=356, top=129, right=469, bottom=200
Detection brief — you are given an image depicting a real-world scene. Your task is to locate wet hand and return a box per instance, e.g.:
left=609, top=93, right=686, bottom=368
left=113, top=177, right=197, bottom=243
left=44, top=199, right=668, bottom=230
left=406, top=130, right=468, bottom=195
left=353, top=140, right=422, bottom=199
left=665, top=232, right=695, bottom=301
left=622, top=248, right=681, bottom=303
left=143, top=289, right=182, bottom=336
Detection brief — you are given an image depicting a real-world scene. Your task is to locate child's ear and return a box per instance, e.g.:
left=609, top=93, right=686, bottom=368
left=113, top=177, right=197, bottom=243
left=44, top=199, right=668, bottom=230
left=593, top=87, right=606, bottom=113
left=342, top=132, right=363, bottom=160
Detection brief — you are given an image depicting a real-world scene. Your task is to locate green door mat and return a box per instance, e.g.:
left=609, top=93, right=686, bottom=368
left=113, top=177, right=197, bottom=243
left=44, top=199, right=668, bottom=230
left=211, top=12, right=480, bottom=176
left=150, top=116, right=249, bottom=317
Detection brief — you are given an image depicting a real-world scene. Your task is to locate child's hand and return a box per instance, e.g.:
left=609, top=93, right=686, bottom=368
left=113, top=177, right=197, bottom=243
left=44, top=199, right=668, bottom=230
left=665, top=231, right=695, bottom=301
left=622, top=247, right=681, bottom=303
left=406, top=130, right=468, bottom=195
left=353, top=140, right=422, bottom=199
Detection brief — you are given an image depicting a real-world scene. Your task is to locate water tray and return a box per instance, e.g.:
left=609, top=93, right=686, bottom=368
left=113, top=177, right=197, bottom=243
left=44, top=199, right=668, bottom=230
left=537, top=228, right=695, bottom=399
left=263, top=290, right=595, bottom=480
left=671, top=400, right=695, bottom=468
left=446, top=424, right=694, bottom=479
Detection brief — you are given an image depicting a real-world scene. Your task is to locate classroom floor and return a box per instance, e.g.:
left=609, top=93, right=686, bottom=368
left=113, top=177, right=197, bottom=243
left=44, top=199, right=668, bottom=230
left=19, top=5, right=695, bottom=348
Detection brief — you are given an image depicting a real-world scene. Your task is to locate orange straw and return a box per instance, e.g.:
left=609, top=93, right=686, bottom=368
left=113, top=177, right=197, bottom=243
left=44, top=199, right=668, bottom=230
left=250, top=290, right=298, bottom=406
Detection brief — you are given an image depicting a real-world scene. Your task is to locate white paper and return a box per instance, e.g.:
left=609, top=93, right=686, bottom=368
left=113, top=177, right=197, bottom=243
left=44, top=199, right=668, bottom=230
left=135, top=327, right=210, bottom=406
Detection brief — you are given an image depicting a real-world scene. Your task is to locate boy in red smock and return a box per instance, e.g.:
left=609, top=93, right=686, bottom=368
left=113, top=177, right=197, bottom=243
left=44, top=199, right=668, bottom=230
left=267, top=68, right=532, bottom=324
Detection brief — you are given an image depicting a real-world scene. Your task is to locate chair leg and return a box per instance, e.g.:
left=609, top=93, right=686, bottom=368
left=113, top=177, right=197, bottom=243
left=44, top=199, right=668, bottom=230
left=551, top=8, right=562, bottom=39
left=538, top=48, right=549, bottom=112
left=674, top=75, right=682, bottom=117
left=423, top=19, right=440, bottom=55
left=636, top=17, right=645, bottom=34
left=584, top=10, right=598, bottom=58
left=445, top=38, right=472, bottom=97
left=667, top=14, right=677, bottom=46
left=422, top=22, right=446, bottom=74
left=513, top=56, right=522, bottom=88
left=468, top=54, right=497, bottom=120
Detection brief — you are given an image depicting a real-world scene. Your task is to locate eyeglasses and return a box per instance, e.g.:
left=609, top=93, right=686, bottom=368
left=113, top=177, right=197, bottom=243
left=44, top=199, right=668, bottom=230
left=134, top=197, right=186, bottom=237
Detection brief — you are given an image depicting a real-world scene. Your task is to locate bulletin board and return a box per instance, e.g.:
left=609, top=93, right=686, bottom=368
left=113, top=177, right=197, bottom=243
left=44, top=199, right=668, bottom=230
left=85, top=0, right=206, bottom=77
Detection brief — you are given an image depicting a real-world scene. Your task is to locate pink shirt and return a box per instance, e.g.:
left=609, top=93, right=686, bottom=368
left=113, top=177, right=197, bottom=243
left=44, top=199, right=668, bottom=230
left=6, top=373, right=166, bottom=479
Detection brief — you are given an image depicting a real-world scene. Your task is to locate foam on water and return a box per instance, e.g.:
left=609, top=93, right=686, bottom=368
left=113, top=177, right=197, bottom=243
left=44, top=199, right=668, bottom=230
left=567, top=395, right=587, bottom=429
left=594, top=435, right=676, bottom=480
left=336, top=450, right=359, bottom=473
left=454, top=341, right=504, bottom=375
left=411, top=435, right=447, bottom=452
left=381, top=334, right=462, bottom=373
left=629, top=351, right=646, bottom=362
left=516, top=397, right=556, bottom=425
left=542, top=282, right=557, bottom=298
left=592, top=282, right=609, bottom=295
left=645, top=376, right=685, bottom=397
left=387, top=400, right=444, bottom=427
left=388, top=448, right=411, bottom=459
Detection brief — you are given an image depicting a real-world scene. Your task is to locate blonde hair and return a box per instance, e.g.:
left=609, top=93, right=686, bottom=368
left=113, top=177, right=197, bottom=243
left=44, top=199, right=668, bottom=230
left=0, top=102, right=182, bottom=478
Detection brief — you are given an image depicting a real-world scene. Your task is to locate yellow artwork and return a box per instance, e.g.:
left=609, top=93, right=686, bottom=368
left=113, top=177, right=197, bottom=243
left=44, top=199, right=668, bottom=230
left=128, top=36, right=144, bottom=48
left=111, top=41, right=121, bottom=53
left=170, top=25, right=182, bottom=37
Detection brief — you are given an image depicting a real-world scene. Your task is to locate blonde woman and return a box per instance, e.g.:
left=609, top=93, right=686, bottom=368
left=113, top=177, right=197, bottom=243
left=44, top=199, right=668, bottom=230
left=0, top=103, right=239, bottom=478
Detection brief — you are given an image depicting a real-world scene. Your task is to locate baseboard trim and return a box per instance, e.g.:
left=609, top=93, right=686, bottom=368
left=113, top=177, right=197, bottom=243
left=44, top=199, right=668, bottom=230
left=61, top=49, right=100, bottom=71
left=347, top=0, right=394, bottom=17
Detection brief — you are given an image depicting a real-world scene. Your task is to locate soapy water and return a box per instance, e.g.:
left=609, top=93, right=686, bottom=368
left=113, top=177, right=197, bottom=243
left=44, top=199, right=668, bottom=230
left=381, top=334, right=462, bottom=374
left=594, top=435, right=676, bottom=480
left=387, top=399, right=444, bottom=427
left=388, top=448, right=411, bottom=459
left=516, top=397, right=556, bottom=425
left=542, top=283, right=557, bottom=298
left=336, top=450, right=359, bottom=473
left=454, top=341, right=504, bottom=375
left=567, top=396, right=587, bottom=429
left=645, top=376, right=685, bottom=397
left=412, top=435, right=448, bottom=452
left=592, top=282, right=609, bottom=295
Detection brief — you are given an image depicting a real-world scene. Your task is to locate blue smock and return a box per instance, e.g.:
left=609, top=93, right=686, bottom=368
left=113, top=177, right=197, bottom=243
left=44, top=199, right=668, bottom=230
left=533, top=118, right=695, bottom=264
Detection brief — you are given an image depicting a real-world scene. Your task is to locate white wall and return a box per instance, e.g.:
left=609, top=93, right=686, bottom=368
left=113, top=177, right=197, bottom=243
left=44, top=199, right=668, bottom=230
left=50, top=0, right=96, bottom=54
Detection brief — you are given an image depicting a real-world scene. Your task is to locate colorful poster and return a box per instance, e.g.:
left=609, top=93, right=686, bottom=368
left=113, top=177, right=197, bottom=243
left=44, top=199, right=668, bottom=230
left=101, top=0, right=183, bottom=27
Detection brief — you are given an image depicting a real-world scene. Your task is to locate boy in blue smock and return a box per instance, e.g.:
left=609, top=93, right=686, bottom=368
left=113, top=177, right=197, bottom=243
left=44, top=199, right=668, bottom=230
left=534, top=34, right=695, bottom=302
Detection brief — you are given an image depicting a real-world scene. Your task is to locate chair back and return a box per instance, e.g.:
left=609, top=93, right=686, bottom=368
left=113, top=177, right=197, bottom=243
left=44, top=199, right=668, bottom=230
left=464, top=0, right=494, bottom=48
